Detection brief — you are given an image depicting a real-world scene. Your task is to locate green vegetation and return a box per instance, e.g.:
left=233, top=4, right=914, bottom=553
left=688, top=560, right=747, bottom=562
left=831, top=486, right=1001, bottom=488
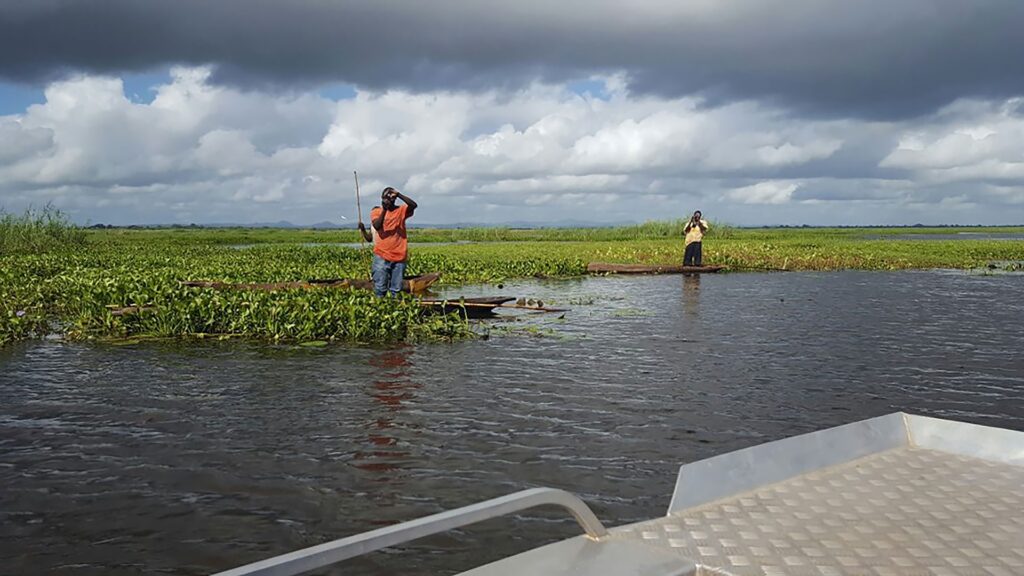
left=82, top=220, right=723, bottom=246
left=1, top=206, right=87, bottom=254
left=2, top=223, right=1023, bottom=347
left=0, top=245, right=472, bottom=347
left=82, top=221, right=1024, bottom=246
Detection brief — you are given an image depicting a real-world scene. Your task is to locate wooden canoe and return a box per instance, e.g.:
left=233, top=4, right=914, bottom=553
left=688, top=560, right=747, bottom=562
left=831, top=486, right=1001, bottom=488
left=182, top=273, right=441, bottom=293
left=586, top=263, right=726, bottom=275
left=419, top=296, right=516, bottom=318
left=307, top=273, right=441, bottom=293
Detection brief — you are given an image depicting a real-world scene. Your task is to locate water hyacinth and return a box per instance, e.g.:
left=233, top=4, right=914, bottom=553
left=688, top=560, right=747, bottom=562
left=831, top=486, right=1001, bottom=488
left=1, top=224, right=1023, bottom=346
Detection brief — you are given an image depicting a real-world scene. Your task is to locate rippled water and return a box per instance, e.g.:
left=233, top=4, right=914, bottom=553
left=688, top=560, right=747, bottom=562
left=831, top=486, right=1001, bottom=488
left=2, top=271, right=1023, bottom=575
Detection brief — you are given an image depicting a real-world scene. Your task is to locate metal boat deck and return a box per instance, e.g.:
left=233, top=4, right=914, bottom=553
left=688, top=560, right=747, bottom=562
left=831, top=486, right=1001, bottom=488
left=606, top=446, right=1023, bottom=575
left=214, top=413, right=1024, bottom=576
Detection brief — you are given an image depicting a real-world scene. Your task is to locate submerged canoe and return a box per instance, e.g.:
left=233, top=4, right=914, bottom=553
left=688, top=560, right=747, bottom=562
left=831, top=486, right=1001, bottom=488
left=182, top=272, right=441, bottom=294
left=587, top=262, right=726, bottom=274
left=419, top=296, right=516, bottom=318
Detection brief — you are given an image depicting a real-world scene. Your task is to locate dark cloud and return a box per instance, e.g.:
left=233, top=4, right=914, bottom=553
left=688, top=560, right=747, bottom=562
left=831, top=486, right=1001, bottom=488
left=2, top=1, right=1024, bottom=119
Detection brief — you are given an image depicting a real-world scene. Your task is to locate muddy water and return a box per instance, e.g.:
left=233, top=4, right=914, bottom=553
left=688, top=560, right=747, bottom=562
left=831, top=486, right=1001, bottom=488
left=1, top=271, right=1022, bottom=575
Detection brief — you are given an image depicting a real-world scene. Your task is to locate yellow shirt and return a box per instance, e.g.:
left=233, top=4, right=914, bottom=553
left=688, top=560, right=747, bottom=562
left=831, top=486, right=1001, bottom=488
left=684, top=219, right=709, bottom=246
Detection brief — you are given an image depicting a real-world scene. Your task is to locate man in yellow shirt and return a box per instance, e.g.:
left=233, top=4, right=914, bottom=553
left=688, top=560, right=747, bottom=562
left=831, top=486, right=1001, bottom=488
left=683, top=210, right=709, bottom=266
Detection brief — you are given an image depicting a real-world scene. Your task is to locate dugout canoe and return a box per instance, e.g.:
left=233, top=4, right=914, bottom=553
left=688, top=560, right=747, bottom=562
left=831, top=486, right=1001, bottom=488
left=308, top=273, right=441, bottom=293
left=215, top=412, right=1024, bottom=576
left=587, top=262, right=726, bottom=274
left=419, top=296, right=516, bottom=318
left=181, top=273, right=441, bottom=294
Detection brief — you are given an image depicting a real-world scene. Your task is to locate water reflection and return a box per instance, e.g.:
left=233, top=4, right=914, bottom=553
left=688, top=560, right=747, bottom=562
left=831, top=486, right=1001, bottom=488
left=352, top=346, right=420, bottom=479
left=682, top=274, right=701, bottom=318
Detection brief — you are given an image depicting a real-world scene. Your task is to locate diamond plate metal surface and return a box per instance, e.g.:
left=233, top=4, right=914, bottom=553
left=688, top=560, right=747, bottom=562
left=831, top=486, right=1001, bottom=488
left=612, top=448, right=1024, bottom=575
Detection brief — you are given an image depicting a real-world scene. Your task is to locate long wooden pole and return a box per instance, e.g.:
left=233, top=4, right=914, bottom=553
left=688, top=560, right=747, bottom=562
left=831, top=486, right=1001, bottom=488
left=353, top=171, right=364, bottom=247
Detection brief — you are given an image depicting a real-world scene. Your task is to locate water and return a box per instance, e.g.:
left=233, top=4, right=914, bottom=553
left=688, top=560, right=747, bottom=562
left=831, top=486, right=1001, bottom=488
left=864, top=232, right=1024, bottom=241
left=2, top=271, right=1022, bottom=575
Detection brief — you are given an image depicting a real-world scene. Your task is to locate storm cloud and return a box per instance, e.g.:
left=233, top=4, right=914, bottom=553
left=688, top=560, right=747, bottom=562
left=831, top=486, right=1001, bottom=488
left=3, top=0, right=1024, bottom=118
left=2, top=3, right=1024, bottom=226
left=2, top=68, right=1022, bottom=226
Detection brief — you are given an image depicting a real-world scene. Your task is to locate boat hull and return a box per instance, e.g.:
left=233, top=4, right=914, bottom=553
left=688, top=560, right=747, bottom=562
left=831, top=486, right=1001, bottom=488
left=419, top=296, right=516, bottom=318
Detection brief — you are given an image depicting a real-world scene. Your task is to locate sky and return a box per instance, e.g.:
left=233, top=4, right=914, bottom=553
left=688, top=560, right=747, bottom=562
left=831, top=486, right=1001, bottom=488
left=2, top=1, right=1024, bottom=226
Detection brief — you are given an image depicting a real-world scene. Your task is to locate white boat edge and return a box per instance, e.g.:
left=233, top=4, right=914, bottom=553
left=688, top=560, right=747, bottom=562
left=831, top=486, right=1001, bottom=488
left=210, top=412, right=1024, bottom=576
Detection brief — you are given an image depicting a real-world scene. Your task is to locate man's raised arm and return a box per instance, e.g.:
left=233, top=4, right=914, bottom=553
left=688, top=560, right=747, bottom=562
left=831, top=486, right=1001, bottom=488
left=395, top=191, right=417, bottom=217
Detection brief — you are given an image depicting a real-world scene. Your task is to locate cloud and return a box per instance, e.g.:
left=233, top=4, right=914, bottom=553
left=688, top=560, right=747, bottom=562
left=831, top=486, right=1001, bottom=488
left=0, top=119, right=53, bottom=164
left=3, top=1, right=1024, bottom=118
left=1, top=68, right=1023, bottom=225
left=726, top=181, right=800, bottom=205
left=881, top=98, right=1024, bottom=183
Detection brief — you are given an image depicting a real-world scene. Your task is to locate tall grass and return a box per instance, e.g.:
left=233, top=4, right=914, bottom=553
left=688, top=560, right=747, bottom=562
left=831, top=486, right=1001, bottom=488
left=0, top=206, right=86, bottom=254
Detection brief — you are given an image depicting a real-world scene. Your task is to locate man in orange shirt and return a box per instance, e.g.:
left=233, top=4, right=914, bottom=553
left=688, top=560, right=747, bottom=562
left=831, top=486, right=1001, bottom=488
left=367, top=187, right=417, bottom=296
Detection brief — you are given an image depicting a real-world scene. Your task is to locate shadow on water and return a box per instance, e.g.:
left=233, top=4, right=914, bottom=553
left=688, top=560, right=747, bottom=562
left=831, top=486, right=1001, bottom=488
left=1, top=270, right=1023, bottom=574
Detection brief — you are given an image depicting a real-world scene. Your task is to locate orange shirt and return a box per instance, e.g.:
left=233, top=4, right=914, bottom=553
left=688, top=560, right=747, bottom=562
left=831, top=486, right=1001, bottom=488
left=370, top=204, right=410, bottom=262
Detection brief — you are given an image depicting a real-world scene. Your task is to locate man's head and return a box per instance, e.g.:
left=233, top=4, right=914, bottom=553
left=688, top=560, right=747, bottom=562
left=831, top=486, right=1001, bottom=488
left=381, top=187, right=398, bottom=210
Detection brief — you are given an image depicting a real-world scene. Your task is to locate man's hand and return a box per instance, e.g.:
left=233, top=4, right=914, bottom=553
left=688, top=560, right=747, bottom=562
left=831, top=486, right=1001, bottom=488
left=357, top=220, right=373, bottom=242
left=393, top=190, right=417, bottom=216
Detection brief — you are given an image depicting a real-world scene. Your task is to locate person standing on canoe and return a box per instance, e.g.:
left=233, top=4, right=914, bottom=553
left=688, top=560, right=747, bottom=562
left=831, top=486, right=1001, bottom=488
left=368, top=187, right=417, bottom=297
left=683, top=210, right=709, bottom=267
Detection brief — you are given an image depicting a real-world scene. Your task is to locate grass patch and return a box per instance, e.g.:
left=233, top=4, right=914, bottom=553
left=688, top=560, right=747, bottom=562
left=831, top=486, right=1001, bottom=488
left=1, top=206, right=86, bottom=254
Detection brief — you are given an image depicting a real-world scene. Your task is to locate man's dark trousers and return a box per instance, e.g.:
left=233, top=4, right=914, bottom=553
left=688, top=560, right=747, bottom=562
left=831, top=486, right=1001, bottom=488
left=684, top=242, right=702, bottom=266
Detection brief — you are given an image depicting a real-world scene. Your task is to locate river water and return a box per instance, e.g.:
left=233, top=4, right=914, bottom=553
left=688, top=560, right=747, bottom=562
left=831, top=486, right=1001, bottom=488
left=2, top=271, right=1023, bottom=575
left=864, top=232, right=1024, bottom=241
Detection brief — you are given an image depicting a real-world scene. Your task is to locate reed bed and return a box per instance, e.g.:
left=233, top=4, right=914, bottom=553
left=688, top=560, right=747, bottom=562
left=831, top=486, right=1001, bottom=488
left=1, top=206, right=86, bottom=254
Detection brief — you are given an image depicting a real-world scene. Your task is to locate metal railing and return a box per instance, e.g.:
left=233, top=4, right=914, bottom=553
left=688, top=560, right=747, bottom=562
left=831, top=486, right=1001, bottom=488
left=213, top=487, right=608, bottom=576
